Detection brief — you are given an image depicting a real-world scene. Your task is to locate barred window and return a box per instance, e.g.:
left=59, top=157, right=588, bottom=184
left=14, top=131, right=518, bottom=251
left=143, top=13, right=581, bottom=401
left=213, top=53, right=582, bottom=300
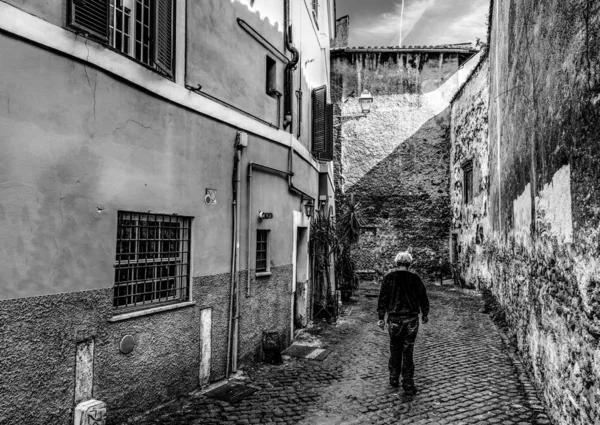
left=256, top=230, right=270, bottom=273
left=113, top=211, right=191, bottom=309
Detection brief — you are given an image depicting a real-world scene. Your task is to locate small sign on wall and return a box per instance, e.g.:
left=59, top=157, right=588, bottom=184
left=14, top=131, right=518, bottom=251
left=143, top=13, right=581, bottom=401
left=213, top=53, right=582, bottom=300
left=205, top=189, right=217, bottom=205
left=258, top=211, right=274, bottom=222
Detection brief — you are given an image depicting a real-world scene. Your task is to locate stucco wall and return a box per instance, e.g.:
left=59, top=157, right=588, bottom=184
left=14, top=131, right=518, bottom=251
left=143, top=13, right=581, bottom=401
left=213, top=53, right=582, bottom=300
left=331, top=50, right=479, bottom=276
left=0, top=32, right=316, bottom=299
left=1, top=0, right=65, bottom=27
left=0, top=283, right=200, bottom=425
left=0, top=29, right=319, bottom=424
left=453, top=0, right=600, bottom=423
left=186, top=0, right=283, bottom=128
left=186, top=0, right=331, bottom=153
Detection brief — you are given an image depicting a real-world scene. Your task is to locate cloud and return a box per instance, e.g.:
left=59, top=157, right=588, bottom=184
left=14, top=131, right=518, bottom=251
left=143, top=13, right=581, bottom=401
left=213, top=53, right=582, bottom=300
left=403, top=0, right=489, bottom=45
left=347, top=0, right=489, bottom=47
left=352, top=0, right=435, bottom=45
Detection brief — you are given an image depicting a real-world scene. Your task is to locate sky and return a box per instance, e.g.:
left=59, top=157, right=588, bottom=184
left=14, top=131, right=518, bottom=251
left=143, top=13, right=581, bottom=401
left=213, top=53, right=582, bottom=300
left=336, top=0, right=490, bottom=47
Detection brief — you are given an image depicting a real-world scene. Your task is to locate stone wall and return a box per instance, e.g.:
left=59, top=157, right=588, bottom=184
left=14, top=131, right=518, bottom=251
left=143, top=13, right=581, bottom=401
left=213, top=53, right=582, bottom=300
left=332, top=15, right=349, bottom=48
left=450, top=54, right=490, bottom=286
left=451, top=0, right=600, bottom=423
left=331, top=48, right=479, bottom=277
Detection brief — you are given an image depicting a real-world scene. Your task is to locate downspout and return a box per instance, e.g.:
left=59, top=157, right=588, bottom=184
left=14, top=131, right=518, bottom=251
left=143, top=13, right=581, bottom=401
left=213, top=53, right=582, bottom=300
left=228, top=140, right=244, bottom=375
left=246, top=165, right=254, bottom=298
left=284, top=0, right=300, bottom=131
left=226, top=151, right=237, bottom=377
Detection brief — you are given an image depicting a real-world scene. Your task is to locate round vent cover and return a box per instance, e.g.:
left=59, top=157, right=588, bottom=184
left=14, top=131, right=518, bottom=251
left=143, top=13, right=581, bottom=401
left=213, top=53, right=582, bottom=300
left=119, top=335, right=135, bottom=354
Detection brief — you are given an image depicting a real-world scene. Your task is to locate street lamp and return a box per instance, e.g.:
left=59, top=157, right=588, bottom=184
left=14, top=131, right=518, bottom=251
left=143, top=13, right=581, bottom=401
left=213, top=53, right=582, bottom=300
left=303, top=198, right=314, bottom=218
left=334, top=89, right=374, bottom=122
left=357, top=90, right=374, bottom=115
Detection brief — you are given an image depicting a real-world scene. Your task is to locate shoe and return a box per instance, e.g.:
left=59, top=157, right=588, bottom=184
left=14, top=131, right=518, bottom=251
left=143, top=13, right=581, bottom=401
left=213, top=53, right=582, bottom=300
left=403, top=386, right=417, bottom=395
left=389, top=377, right=399, bottom=387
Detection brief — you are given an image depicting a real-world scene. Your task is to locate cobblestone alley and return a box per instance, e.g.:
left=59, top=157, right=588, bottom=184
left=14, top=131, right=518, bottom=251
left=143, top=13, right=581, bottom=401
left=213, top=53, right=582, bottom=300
left=131, top=282, right=552, bottom=425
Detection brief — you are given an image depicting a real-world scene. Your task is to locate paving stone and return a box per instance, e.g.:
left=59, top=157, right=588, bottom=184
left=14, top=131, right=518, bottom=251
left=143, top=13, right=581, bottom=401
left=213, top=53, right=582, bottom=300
left=129, top=283, right=552, bottom=425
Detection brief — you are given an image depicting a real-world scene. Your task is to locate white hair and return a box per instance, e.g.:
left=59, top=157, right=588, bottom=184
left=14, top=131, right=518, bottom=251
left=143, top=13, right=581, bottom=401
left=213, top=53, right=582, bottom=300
left=394, top=251, right=413, bottom=265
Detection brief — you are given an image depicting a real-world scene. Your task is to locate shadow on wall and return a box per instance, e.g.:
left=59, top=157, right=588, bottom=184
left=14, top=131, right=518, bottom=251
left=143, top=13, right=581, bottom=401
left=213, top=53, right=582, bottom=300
left=348, top=108, right=452, bottom=278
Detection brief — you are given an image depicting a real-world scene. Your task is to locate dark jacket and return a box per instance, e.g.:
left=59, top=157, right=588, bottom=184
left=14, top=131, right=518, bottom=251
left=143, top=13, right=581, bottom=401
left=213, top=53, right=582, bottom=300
left=377, top=270, right=429, bottom=320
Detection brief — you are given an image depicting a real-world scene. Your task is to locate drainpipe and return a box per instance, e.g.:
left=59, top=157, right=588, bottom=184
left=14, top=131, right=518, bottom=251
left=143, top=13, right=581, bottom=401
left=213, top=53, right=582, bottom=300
left=228, top=137, right=245, bottom=375
left=284, top=0, right=300, bottom=131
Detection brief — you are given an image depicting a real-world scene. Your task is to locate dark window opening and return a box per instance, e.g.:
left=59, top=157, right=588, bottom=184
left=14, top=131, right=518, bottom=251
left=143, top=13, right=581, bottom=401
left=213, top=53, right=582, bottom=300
left=256, top=230, right=269, bottom=272
left=266, top=56, right=277, bottom=97
left=113, top=211, right=191, bottom=309
left=452, top=234, right=459, bottom=263
left=463, top=161, right=473, bottom=204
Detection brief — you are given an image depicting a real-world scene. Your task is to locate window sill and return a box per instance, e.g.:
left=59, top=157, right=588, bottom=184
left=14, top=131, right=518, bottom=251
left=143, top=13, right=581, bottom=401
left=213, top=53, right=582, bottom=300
left=108, top=301, right=196, bottom=322
left=255, top=271, right=272, bottom=278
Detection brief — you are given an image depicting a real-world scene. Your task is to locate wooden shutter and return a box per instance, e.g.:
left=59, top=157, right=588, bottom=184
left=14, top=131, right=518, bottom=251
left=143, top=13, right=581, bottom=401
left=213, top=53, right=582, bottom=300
left=69, top=0, right=109, bottom=41
left=312, top=86, right=327, bottom=154
left=153, top=0, right=174, bottom=77
left=319, top=103, right=334, bottom=161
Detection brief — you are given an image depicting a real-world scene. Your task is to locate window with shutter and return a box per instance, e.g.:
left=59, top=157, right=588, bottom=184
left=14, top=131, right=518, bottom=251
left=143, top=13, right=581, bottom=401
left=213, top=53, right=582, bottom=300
left=69, top=0, right=110, bottom=41
left=70, top=0, right=175, bottom=78
left=312, top=86, right=327, bottom=154
left=153, top=0, right=174, bottom=77
left=319, top=103, right=334, bottom=161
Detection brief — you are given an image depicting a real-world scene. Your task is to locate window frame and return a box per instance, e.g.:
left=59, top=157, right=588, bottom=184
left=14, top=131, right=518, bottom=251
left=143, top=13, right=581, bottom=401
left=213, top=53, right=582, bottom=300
left=113, top=211, right=192, bottom=311
left=266, top=55, right=277, bottom=98
left=255, top=229, right=271, bottom=276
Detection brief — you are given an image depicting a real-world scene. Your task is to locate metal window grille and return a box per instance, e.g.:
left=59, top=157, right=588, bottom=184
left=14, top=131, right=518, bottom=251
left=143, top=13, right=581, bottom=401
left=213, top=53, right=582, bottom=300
left=256, top=230, right=269, bottom=272
left=109, top=0, right=152, bottom=66
left=113, top=211, right=191, bottom=309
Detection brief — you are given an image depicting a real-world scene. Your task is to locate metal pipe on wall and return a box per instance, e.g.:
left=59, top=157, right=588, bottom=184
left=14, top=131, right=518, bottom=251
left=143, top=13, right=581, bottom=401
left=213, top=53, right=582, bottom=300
left=284, top=0, right=300, bottom=131
left=228, top=141, right=244, bottom=375
left=226, top=150, right=238, bottom=377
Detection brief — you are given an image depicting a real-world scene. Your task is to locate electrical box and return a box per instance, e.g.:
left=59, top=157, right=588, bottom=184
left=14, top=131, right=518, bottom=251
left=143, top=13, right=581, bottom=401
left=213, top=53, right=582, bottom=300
left=74, top=400, right=106, bottom=425
left=236, top=131, right=248, bottom=148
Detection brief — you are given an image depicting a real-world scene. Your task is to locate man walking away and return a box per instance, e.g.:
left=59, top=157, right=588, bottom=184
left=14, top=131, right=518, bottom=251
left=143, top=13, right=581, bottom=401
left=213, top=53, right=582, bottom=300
left=377, top=250, right=429, bottom=395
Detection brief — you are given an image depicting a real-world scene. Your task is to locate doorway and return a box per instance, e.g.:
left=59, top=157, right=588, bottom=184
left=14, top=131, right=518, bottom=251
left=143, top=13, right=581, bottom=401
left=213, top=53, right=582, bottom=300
left=294, top=226, right=309, bottom=331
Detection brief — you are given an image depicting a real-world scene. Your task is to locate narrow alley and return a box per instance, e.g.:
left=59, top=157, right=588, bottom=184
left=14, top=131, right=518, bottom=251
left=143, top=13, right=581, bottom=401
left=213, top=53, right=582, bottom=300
left=131, top=281, right=551, bottom=425
left=2, top=1, right=599, bottom=424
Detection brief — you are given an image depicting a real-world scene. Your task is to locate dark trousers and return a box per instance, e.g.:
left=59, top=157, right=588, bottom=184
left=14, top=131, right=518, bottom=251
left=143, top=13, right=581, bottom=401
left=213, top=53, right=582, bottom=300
left=388, top=316, right=419, bottom=389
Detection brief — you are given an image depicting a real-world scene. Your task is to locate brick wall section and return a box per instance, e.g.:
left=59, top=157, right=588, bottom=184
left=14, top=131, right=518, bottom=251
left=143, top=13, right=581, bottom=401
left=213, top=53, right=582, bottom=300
left=451, top=1, right=600, bottom=423
left=331, top=51, right=470, bottom=277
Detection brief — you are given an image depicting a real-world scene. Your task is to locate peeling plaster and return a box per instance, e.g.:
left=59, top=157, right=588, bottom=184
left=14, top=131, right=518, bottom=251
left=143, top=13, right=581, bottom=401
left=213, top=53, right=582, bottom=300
left=535, top=164, right=573, bottom=243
